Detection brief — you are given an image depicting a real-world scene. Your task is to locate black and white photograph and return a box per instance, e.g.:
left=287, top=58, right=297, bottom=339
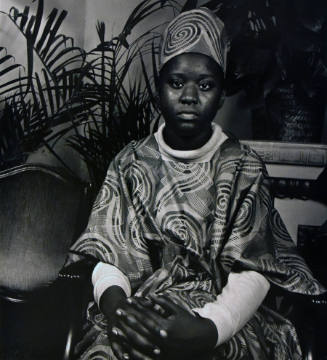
left=0, top=1, right=327, bottom=359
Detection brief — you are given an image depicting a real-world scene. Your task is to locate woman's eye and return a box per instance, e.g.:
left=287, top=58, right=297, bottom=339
left=169, top=79, right=183, bottom=89
left=199, top=82, right=214, bottom=91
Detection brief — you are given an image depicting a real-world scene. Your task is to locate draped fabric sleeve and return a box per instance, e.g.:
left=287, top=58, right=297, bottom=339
left=68, top=144, right=154, bottom=292
left=218, top=148, right=325, bottom=296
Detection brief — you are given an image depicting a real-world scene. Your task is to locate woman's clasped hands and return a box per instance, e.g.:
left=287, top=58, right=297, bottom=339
left=109, top=295, right=218, bottom=360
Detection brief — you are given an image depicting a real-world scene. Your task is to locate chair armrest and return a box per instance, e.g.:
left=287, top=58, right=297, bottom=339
left=57, top=256, right=98, bottom=360
left=290, top=292, right=327, bottom=360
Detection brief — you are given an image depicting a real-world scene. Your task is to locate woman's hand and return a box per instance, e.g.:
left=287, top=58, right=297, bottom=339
left=111, top=298, right=160, bottom=360
left=98, top=286, right=144, bottom=360
left=113, top=295, right=218, bottom=360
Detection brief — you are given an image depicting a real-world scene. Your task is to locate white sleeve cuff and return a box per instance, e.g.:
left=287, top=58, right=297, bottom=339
left=92, top=262, right=132, bottom=305
left=193, top=270, right=270, bottom=347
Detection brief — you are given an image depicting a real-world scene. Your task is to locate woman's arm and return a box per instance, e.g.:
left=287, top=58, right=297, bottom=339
left=193, top=270, right=270, bottom=346
left=92, top=262, right=131, bottom=308
left=112, top=270, right=269, bottom=359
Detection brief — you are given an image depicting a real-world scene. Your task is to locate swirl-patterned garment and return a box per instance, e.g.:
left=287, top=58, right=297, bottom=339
left=70, top=135, right=325, bottom=360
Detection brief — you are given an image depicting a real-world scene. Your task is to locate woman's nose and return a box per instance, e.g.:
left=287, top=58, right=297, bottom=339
left=180, top=84, right=198, bottom=104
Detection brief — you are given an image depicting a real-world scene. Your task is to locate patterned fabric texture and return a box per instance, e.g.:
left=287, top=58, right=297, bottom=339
left=68, top=135, right=325, bottom=359
left=159, top=8, right=228, bottom=73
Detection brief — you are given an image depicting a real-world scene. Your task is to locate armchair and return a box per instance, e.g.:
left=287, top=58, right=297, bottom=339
left=27, top=164, right=326, bottom=360
left=0, top=164, right=91, bottom=360
left=268, top=170, right=327, bottom=360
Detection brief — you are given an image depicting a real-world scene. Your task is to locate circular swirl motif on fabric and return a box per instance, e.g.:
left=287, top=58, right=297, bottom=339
left=92, top=174, right=119, bottom=212
left=161, top=210, right=202, bottom=254
left=84, top=344, right=116, bottom=360
left=188, top=289, right=216, bottom=308
left=128, top=215, right=150, bottom=255
left=215, top=181, right=232, bottom=216
left=73, top=235, right=118, bottom=265
left=270, top=209, right=291, bottom=242
left=164, top=20, right=201, bottom=57
left=166, top=161, right=198, bottom=174
left=127, top=162, right=154, bottom=206
left=233, top=192, right=256, bottom=237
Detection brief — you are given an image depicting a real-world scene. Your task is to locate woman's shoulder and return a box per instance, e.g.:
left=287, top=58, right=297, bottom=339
left=113, top=133, right=158, bottom=164
left=220, top=138, right=266, bottom=171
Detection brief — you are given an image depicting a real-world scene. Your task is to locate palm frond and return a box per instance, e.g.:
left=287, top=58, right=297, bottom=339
left=0, top=0, right=89, bottom=173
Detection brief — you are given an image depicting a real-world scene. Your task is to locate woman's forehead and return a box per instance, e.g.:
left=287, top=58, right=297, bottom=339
left=161, top=53, right=222, bottom=77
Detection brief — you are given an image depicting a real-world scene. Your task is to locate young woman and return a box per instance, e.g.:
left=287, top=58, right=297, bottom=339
left=67, top=8, right=325, bottom=360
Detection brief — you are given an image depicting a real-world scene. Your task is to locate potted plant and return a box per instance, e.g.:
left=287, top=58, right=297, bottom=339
left=0, top=0, right=88, bottom=173
left=0, top=0, right=175, bottom=192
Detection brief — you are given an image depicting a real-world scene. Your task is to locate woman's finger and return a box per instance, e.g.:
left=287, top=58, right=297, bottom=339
left=123, top=302, right=167, bottom=339
left=129, top=346, right=157, bottom=360
left=125, top=308, right=169, bottom=346
left=116, top=309, right=154, bottom=341
left=129, top=297, right=166, bottom=323
left=122, top=300, right=165, bottom=332
left=118, top=319, right=161, bottom=357
left=111, top=339, right=129, bottom=360
left=111, top=326, right=128, bottom=343
left=111, top=327, right=145, bottom=360
left=149, top=295, right=181, bottom=315
left=136, top=297, right=167, bottom=317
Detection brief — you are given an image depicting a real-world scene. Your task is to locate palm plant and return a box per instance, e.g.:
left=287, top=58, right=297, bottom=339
left=66, top=0, right=180, bottom=191
left=0, top=0, right=178, bottom=188
left=0, top=0, right=87, bottom=172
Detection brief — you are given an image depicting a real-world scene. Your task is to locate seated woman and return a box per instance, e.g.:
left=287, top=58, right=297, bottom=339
left=66, top=8, right=326, bottom=360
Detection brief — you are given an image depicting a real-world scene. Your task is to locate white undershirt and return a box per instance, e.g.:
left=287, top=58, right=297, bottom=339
left=155, top=123, right=228, bottom=162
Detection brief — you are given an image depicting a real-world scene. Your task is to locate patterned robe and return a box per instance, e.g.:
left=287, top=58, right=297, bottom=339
left=69, top=134, right=325, bottom=359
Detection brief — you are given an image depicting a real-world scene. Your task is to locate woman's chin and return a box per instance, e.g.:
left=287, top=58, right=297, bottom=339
left=175, top=121, right=199, bottom=136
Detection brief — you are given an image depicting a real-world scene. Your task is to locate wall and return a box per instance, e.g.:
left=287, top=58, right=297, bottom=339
left=0, top=0, right=86, bottom=64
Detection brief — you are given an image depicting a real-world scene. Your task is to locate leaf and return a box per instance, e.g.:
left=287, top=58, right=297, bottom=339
left=0, top=64, right=21, bottom=77
left=139, top=51, right=158, bottom=110
left=36, top=8, right=58, bottom=52
left=19, top=6, right=29, bottom=31
left=40, top=10, right=68, bottom=59
left=31, top=0, right=43, bottom=44
left=35, top=71, right=48, bottom=120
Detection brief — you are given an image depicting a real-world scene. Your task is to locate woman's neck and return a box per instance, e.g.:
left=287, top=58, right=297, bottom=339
left=162, top=126, right=213, bottom=150
left=155, top=123, right=227, bottom=163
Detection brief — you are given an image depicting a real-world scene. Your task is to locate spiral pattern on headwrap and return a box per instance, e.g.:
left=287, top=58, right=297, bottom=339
left=164, top=20, right=200, bottom=58
left=160, top=8, right=228, bottom=73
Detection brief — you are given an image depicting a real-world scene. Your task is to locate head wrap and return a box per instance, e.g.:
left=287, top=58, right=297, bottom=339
left=159, top=8, right=228, bottom=74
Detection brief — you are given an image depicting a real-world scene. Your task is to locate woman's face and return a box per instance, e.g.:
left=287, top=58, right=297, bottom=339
left=158, top=53, right=224, bottom=142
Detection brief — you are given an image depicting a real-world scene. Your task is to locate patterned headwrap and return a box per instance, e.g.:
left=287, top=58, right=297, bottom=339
left=160, top=8, right=228, bottom=74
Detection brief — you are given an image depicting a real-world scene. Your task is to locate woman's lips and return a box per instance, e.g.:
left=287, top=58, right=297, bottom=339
left=177, top=112, right=198, bottom=120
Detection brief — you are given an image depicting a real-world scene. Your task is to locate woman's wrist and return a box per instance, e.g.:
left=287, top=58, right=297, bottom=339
left=99, top=285, right=127, bottom=319
left=198, top=317, right=218, bottom=350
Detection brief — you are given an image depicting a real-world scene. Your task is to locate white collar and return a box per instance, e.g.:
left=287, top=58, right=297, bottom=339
left=154, top=123, right=228, bottom=163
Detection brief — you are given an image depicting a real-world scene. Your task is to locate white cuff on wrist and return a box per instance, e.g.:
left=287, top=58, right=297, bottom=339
left=92, top=262, right=132, bottom=305
left=193, top=270, right=270, bottom=347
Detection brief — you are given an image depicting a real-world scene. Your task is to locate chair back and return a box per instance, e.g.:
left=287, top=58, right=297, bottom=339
left=0, top=164, right=90, bottom=298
